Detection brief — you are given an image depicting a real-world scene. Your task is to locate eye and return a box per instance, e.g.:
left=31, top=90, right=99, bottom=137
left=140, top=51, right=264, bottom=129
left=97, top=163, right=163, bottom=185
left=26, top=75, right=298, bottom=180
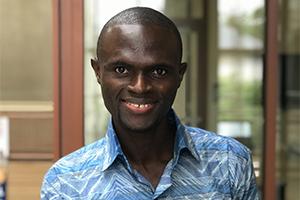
left=115, top=66, right=128, bottom=74
left=153, top=68, right=167, bottom=77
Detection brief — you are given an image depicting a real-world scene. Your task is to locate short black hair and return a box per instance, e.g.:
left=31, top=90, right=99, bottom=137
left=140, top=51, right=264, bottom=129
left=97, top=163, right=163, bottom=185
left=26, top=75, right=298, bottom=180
left=96, top=7, right=182, bottom=61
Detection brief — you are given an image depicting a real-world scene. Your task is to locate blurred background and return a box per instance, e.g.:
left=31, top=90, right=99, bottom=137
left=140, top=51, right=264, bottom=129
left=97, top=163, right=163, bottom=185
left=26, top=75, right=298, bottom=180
left=0, top=0, right=299, bottom=199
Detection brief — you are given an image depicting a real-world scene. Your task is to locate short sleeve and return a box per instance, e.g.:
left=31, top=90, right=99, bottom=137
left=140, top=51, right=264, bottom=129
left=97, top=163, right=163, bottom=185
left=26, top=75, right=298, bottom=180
left=228, top=147, right=260, bottom=200
left=40, top=175, right=61, bottom=200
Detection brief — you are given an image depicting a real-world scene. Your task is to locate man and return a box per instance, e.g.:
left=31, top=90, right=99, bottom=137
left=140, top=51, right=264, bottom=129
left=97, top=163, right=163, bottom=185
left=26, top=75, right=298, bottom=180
left=41, top=7, right=259, bottom=199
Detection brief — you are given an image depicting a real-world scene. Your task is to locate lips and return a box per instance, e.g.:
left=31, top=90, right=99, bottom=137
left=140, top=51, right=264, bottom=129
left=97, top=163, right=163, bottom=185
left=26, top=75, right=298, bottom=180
left=122, top=99, right=156, bottom=114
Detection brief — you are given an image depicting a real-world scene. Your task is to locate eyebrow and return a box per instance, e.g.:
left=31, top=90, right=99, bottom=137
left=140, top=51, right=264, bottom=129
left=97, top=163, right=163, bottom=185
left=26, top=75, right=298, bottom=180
left=103, top=58, right=177, bottom=70
left=103, top=61, right=132, bottom=68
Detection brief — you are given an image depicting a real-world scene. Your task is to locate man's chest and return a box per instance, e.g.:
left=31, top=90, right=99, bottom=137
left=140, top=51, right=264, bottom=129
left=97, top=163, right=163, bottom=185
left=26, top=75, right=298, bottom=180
left=59, top=156, right=231, bottom=200
left=60, top=177, right=231, bottom=200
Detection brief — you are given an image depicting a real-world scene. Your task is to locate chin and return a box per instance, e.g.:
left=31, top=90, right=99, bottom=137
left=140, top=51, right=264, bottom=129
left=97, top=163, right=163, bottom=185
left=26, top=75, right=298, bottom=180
left=121, top=119, right=159, bottom=133
left=115, top=104, right=170, bottom=133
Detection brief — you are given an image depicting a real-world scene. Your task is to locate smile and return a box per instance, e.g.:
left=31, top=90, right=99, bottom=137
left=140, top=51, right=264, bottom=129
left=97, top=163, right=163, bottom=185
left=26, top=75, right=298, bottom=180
left=122, top=100, right=155, bottom=114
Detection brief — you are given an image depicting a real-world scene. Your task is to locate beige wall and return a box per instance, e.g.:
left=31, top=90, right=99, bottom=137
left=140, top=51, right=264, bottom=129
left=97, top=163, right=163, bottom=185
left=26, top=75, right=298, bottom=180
left=0, top=1, right=54, bottom=199
left=0, top=0, right=53, bottom=157
left=0, top=0, right=53, bottom=101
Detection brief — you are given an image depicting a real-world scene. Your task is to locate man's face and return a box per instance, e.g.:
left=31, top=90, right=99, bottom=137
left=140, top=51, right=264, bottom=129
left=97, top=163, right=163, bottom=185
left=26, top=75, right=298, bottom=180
left=92, top=24, right=186, bottom=132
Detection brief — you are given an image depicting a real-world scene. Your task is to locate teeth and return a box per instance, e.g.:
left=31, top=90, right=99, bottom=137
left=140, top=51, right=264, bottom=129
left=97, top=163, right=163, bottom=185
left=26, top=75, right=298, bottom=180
left=128, top=102, right=150, bottom=108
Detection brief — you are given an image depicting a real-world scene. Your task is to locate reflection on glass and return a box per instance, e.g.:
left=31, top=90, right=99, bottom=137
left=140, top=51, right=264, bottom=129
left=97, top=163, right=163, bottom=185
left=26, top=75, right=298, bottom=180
left=217, top=0, right=264, bottom=190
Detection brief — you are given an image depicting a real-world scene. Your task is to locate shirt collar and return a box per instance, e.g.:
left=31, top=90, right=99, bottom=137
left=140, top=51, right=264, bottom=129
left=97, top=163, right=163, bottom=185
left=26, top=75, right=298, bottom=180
left=101, top=121, right=125, bottom=171
left=171, top=110, right=200, bottom=165
left=101, top=109, right=200, bottom=171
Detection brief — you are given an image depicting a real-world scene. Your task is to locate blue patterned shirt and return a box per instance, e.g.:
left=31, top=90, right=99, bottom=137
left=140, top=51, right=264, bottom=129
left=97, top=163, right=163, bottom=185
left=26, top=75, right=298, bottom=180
left=41, top=111, right=259, bottom=199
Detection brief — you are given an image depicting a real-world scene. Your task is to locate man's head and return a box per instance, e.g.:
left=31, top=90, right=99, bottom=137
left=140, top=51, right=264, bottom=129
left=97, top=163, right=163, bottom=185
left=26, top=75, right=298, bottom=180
left=96, top=7, right=183, bottom=62
left=91, top=7, right=187, bottom=133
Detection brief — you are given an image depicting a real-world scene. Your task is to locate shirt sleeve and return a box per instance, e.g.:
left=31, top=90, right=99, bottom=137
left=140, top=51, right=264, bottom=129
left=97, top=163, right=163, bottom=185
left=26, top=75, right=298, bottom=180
left=40, top=176, right=61, bottom=200
left=228, top=148, right=261, bottom=200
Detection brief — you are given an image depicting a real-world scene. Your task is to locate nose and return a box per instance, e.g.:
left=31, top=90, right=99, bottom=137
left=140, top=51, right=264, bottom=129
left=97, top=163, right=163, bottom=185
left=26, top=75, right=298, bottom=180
left=128, top=73, right=152, bottom=94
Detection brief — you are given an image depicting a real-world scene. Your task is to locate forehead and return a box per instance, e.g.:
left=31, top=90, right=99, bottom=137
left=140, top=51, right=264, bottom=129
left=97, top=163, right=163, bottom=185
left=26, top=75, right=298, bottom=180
left=104, top=24, right=174, bottom=44
left=99, top=24, right=180, bottom=63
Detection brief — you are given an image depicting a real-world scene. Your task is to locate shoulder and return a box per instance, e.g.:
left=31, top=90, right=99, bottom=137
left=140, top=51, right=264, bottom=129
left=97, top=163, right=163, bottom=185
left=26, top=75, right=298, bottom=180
left=41, top=138, right=111, bottom=198
left=185, top=126, right=251, bottom=161
left=44, top=137, right=107, bottom=182
left=184, top=126, right=258, bottom=192
left=181, top=126, right=259, bottom=198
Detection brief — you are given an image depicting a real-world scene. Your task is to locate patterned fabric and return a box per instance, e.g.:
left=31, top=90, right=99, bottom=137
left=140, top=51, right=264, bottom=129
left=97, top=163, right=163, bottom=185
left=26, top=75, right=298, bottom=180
left=41, top=110, right=260, bottom=200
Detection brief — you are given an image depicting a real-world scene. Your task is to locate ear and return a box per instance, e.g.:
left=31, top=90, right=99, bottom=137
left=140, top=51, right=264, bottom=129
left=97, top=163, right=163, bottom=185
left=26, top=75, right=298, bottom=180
left=178, top=62, right=187, bottom=83
left=91, top=58, right=101, bottom=85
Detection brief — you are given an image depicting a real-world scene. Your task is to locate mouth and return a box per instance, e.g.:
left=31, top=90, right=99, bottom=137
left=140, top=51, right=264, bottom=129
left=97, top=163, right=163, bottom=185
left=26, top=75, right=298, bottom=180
left=121, top=99, right=156, bottom=114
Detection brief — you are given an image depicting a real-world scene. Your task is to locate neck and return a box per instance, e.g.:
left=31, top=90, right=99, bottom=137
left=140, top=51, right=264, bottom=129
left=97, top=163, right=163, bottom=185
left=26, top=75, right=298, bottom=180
left=114, top=117, right=176, bottom=165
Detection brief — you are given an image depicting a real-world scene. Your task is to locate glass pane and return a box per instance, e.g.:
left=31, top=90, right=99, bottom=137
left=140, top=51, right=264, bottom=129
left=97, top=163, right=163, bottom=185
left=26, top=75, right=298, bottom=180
left=277, top=0, right=300, bottom=199
left=0, top=0, right=53, bottom=157
left=218, top=0, right=264, bottom=50
left=217, top=0, right=264, bottom=191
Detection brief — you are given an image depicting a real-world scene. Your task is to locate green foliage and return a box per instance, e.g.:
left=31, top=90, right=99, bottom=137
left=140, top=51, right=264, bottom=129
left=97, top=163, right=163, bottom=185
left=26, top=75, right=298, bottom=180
left=218, top=76, right=264, bottom=151
left=218, top=76, right=262, bottom=121
left=226, top=7, right=264, bottom=40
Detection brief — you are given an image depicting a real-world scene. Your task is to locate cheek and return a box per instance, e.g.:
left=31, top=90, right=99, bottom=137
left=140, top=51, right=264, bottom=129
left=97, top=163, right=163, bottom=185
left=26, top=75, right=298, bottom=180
left=100, top=80, right=115, bottom=105
left=100, top=84, right=112, bottom=111
left=157, top=81, right=179, bottom=98
left=100, top=78, right=124, bottom=104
